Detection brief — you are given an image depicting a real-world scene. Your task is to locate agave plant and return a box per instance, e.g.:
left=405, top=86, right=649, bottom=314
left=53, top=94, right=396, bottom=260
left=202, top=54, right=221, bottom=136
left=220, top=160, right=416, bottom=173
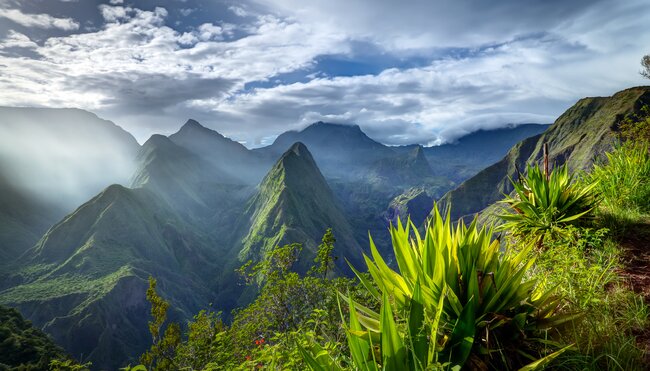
left=499, top=163, right=596, bottom=245
left=302, top=205, right=574, bottom=370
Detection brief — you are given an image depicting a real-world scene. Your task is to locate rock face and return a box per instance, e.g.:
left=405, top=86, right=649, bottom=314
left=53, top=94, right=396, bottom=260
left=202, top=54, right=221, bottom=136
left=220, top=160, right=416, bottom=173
left=439, top=86, right=650, bottom=220
left=384, top=188, right=434, bottom=227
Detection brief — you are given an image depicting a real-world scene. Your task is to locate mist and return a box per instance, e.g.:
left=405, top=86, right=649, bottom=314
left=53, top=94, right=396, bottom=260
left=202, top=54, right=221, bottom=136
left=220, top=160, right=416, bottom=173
left=0, top=107, right=140, bottom=212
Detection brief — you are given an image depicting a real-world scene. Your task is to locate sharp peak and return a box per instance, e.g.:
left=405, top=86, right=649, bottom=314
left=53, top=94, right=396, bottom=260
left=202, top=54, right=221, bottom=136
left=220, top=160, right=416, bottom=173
left=180, top=118, right=208, bottom=130
left=285, top=141, right=310, bottom=156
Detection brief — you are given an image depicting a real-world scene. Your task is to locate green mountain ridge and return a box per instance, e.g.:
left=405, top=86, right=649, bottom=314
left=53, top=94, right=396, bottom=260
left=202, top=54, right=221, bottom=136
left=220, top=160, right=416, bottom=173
left=0, top=184, right=223, bottom=369
left=239, top=142, right=363, bottom=272
left=440, top=86, right=650, bottom=220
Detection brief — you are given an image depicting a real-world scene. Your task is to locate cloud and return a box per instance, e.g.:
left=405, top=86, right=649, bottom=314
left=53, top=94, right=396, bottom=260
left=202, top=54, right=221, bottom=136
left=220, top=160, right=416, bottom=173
left=0, top=0, right=648, bottom=146
left=0, top=30, right=38, bottom=49
left=200, top=28, right=648, bottom=146
left=0, top=7, right=79, bottom=30
left=252, top=0, right=608, bottom=49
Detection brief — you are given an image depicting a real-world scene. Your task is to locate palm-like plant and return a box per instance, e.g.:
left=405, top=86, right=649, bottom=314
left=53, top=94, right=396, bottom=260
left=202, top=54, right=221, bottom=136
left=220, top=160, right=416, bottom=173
left=499, top=164, right=596, bottom=245
left=302, top=205, right=573, bottom=370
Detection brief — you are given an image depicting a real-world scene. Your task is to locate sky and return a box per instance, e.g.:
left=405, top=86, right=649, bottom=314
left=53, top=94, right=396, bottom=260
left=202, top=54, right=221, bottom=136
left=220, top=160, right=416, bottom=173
left=0, top=0, right=648, bottom=147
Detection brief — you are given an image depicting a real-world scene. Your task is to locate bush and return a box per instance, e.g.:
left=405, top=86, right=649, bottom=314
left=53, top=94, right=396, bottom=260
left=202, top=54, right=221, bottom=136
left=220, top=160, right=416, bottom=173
left=305, top=205, right=572, bottom=370
left=499, top=163, right=596, bottom=247
left=589, top=141, right=650, bottom=216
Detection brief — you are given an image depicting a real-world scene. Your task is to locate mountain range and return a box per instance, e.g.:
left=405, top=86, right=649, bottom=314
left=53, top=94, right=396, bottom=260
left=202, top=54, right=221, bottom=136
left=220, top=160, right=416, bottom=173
left=0, top=103, right=564, bottom=368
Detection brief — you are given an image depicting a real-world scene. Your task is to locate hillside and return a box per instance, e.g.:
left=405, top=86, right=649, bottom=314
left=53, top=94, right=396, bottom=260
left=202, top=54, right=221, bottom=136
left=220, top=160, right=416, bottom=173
left=0, top=185, right=222, bottom=369
left=440, top=86, right=650, bottom=220
left=0, top=107, right=140, bottom=210
left=0, top=304, right=69, bottom=369
left=420, top=123, right=550, bottom=182
left=239, top=142, right=362, bottom=272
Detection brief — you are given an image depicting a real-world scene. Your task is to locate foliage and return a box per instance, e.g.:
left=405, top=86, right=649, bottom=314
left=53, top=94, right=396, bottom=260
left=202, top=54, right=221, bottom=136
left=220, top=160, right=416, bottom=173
left=0, top=304, right=83, bottom=371
left=589, top=141, right=650, bottom=217
left=48, top=359, right=92, bottom=371
left=140, top=277, right=181, bottom=371
left=309, top=228, right=338, bottom=278
left=522, top=226, right=648, bottom=370
left=499, top=163, right=596, bottom=246
left=308, top=205, right=570, bottom=370
left=617, top=105, right=650, bottom=144
left=641, top=54, right=650, bottom=79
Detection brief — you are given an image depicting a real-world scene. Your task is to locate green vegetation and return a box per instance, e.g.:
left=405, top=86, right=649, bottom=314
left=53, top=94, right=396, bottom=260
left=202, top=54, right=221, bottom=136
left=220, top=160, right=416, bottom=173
left=129, top=134, right=649, bottom=370
left=499, top=163, right=596, bottom=246
left=0, top=304, right=89, bottom=370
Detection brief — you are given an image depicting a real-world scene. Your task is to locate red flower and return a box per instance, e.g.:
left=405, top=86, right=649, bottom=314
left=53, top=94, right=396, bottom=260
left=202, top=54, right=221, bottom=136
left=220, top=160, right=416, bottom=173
left=245, top=355, right=252, bottom=361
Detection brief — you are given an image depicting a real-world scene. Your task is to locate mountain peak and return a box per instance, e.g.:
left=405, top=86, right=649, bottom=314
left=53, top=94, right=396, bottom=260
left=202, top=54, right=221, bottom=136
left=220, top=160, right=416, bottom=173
left=181, top=118, right=206, bottom=130
left=307, top=121, right=362, bottom=133
left=143, top=134, right=174, bottom=148
left=286, top=141, right=309, bottom=156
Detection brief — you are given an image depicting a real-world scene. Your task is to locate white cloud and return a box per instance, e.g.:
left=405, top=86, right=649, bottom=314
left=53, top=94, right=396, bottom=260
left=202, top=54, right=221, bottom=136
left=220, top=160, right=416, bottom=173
left=109, top=0, right=124, bottom=4
left=0, top=8, right=79, bottom=30
left=0, top=0, right=648, bottom=146
left=0, top=30, right=37, bottom=49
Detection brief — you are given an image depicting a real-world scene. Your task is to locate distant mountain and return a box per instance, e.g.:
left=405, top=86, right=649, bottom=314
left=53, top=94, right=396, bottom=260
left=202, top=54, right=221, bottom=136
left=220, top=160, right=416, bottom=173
left=256, top=122, right=395, bottom=179
left=367, top=145, right=438, bottom=188
left=396, top=123, right=550, bottom=183
left=440, top=87, right=650, bottom=220
left=0, top=107, right=140, bottom=209
left=169, top=120, right=271, bottom=184
left=239, top=142, right=362, bottom=272
left=0, top=174, right=62, bottom=264
left=384, top=188, right=434, bottom=227
left=0, top=107, right=140, bottom=267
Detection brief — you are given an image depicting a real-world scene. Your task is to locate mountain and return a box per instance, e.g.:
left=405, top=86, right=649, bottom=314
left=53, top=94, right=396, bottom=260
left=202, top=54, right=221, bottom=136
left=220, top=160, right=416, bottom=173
left=395, top=124, right=550, bottom=183
left=367, top=145, right=443, bottom=188
left=0, top=185, right=223, bottom=370
left=0, top=173, right=62, bottom=265
left=0, top=107, right=140, bottom=210
left=384, top=188, right=434, bottom=227
left=169, top=120, right=272, bottom=184
left=0, top=304, right=69, bottom=369
left=440, top=86, right=650, bottom=220
left=256, top=122, right=396, bottom=179
left=0, top=107, right=140, bottom=268
left=239, top=142, right=362, bottom=272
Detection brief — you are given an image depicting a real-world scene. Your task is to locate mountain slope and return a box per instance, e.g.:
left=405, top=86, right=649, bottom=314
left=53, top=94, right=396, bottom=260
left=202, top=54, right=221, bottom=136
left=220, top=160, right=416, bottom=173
left=395, top=123, right=549, bottom=183
left=0, top=185, right=222, bottom=370
left=0, top=107, right=139, bottom=209
left=169, top=120, right=271, bottom=184
left=0, top=304, right=69, bottom=369
left=440, top=86, right=650, bottom=220
left=239, top=142, right=362, bottom=271
left=0, top=174, right=62, bottom=265
left=0, top=107, right=140, bottom=268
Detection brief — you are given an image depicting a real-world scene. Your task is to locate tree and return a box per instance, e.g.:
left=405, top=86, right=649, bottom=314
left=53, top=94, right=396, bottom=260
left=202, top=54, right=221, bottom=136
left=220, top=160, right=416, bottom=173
left=642, top=54, right=650, bottom=79
left=141, top=277, right=181, bottom=371
left=309, top=228, right=337, bottom=278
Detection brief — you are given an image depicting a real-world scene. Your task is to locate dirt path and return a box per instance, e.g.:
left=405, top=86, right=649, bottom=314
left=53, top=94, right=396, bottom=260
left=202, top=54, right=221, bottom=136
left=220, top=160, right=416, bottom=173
left=618, top=220, right=650, bottom=359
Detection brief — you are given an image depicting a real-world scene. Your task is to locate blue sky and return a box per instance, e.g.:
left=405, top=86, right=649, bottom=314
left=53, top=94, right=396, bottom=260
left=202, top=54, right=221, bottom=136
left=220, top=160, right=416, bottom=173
left=0, top=0, right=648, bottom=147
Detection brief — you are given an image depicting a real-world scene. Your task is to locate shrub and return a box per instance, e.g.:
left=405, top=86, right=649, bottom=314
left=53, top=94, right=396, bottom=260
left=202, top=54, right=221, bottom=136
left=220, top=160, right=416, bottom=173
left=305, top=205, right=572, bottom=370
left=499, top=164, right=596, bottom=247
left=589, top=141, right=650, bottom=216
